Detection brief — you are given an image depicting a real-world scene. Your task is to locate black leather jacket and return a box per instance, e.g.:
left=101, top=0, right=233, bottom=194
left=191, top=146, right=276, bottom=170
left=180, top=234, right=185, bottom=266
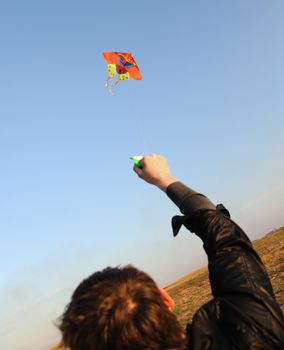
left=167, top=182, right=284, bottom=350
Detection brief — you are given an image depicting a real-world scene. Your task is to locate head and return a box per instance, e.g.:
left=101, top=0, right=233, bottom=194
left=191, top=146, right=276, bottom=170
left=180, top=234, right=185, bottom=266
left=59, top=265, right=187, bottom=350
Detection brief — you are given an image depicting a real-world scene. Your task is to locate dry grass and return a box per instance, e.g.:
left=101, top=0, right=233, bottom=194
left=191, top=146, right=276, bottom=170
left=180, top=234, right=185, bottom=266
left=165, top=227, right=284, bottom=327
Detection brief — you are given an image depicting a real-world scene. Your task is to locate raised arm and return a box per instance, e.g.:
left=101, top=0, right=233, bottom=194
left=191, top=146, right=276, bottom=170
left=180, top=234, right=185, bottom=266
left=133, top=154, right=284, bottom=347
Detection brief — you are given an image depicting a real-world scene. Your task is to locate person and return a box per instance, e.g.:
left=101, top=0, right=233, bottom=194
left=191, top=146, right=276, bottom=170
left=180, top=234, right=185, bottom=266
left=58, top=154, right=284, bottom=350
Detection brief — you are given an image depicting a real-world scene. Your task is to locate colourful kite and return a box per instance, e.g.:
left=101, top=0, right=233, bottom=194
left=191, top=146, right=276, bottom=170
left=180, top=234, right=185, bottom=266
left=102, top=52, right=142, bottom=92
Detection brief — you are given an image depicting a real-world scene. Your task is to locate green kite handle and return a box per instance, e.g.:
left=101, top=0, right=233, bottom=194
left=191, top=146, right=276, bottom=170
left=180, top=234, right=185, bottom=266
left=130, top=156, right=143, bottom=169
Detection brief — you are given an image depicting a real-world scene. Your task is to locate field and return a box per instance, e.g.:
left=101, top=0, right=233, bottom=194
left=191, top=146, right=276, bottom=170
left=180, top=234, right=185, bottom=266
left=165, top=227, right=284, bottom=327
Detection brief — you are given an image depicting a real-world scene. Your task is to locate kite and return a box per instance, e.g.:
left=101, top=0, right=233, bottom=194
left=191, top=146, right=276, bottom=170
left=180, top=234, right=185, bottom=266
left=102, top=52, right=142, bottom=92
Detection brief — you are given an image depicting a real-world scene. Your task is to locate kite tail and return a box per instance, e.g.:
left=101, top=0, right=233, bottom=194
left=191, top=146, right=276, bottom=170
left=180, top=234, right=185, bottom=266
left=111, top=79, right=120, bottom=89
left=107, top=79, right=120, bottom=95
left=105, top=76, right=111, bottom=88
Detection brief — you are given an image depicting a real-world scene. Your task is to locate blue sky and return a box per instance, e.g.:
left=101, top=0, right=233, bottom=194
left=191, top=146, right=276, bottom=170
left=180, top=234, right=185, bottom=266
left=0, top=1, right=284, bottom=349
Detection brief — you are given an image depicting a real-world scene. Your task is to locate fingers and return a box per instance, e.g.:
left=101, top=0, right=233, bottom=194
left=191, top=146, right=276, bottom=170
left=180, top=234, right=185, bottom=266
left=132, top=155, right=154, bottom=183
left=133, top=165, right=143, bottom=177
left=132, top=154, right=177, bottom=191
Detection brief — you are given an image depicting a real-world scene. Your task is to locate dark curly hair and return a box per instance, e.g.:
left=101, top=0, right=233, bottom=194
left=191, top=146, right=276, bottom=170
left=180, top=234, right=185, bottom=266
left=58, top=265, right=187, bottom=350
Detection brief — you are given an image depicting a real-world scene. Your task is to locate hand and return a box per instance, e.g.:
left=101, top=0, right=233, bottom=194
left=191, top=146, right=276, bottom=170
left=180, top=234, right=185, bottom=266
left=133, top=154, right=178, bottom=192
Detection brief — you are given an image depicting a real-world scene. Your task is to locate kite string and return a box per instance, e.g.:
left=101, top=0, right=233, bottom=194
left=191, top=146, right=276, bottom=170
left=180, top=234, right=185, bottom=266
left=132, top=106, right=149, bottom=151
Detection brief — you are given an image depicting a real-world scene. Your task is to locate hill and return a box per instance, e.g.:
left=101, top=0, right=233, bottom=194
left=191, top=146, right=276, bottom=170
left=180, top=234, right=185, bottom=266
left=165, top=227, right=284, bottom=327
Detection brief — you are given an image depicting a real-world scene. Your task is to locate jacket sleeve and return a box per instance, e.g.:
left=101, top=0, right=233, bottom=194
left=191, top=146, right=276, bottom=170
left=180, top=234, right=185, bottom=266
left=167, top=182, right=284, bottom=336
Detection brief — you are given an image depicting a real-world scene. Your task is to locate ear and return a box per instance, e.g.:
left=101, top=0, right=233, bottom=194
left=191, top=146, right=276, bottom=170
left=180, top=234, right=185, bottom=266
left=158, top=287, right=175, bottom=310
